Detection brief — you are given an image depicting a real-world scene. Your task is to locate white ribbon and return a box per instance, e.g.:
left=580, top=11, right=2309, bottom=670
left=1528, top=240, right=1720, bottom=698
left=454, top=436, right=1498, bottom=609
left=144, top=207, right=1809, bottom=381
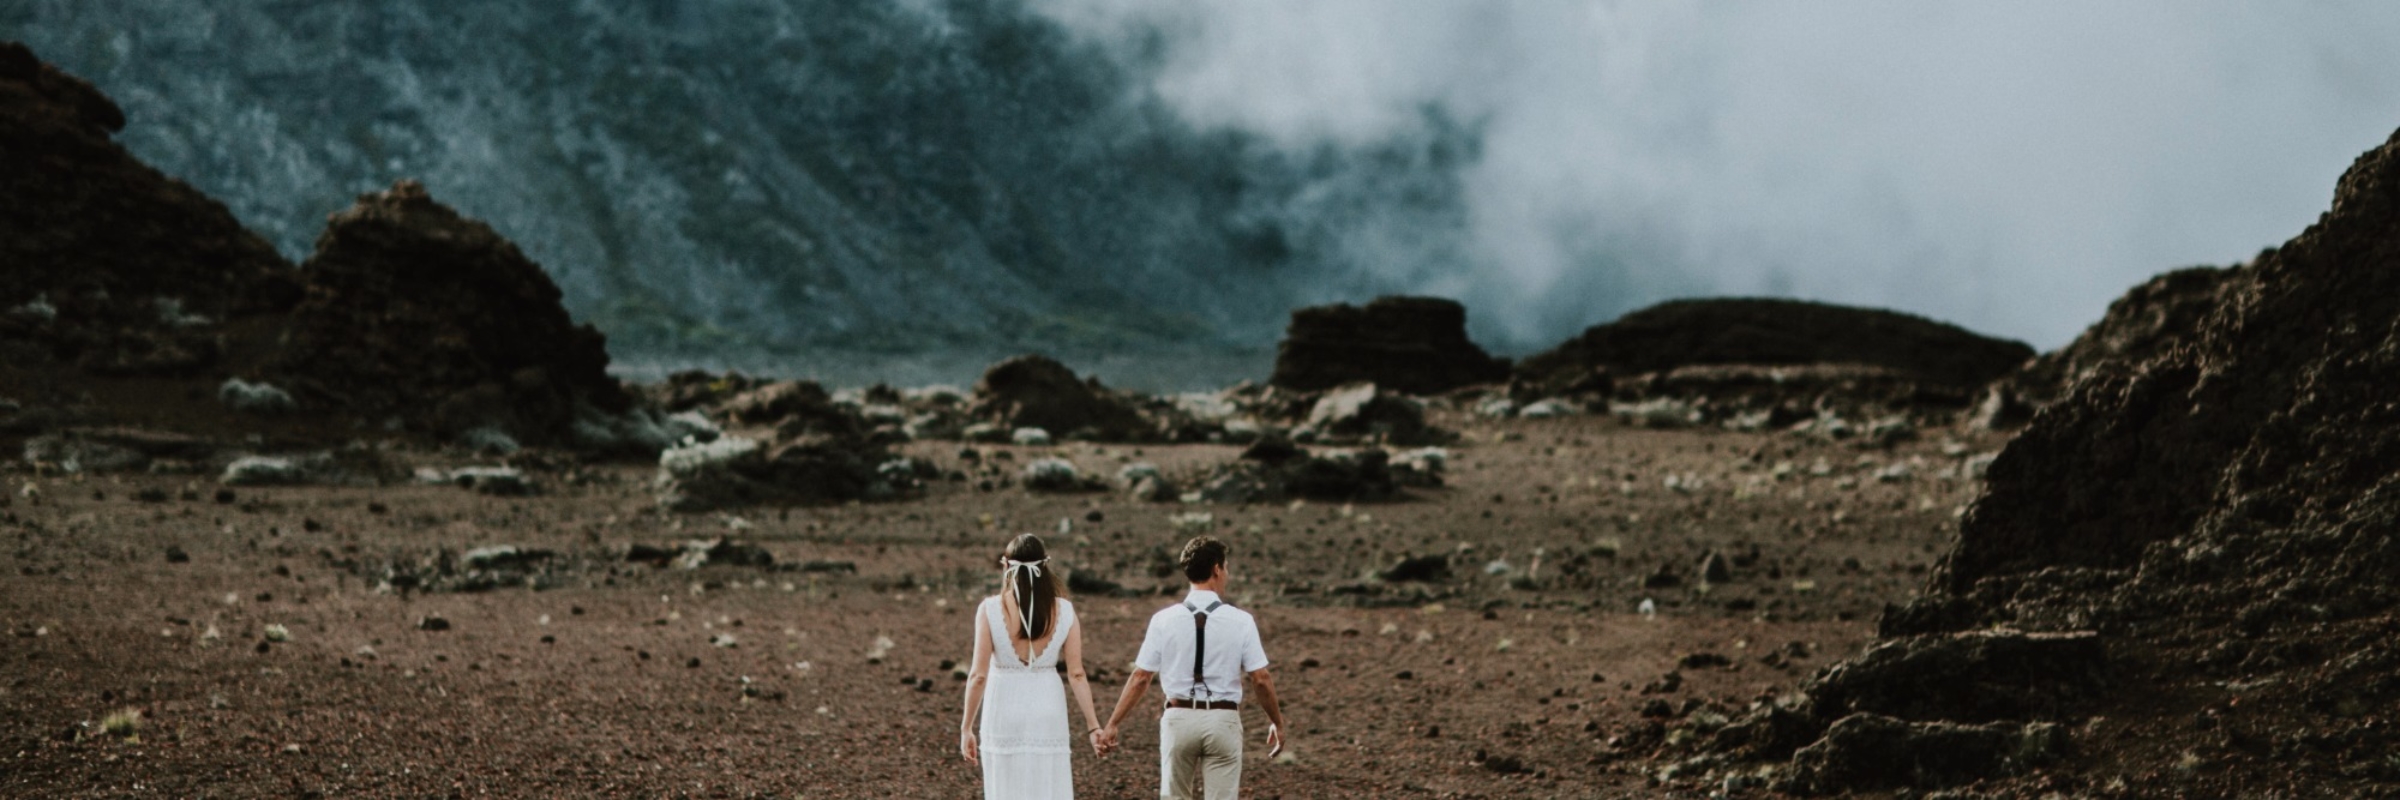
left=1001, top=558, right=1048, bottom=639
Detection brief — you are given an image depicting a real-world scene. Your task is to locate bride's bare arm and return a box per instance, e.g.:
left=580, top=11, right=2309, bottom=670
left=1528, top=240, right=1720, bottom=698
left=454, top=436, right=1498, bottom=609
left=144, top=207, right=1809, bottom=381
left=960, top=601, right=994, bottom=764
left=1061, top=616, right=1101, bottom=736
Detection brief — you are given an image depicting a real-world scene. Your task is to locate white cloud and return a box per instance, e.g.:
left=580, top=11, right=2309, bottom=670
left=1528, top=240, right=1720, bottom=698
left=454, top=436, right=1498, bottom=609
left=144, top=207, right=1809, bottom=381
left=1034, top=0, right=2400, bottom=348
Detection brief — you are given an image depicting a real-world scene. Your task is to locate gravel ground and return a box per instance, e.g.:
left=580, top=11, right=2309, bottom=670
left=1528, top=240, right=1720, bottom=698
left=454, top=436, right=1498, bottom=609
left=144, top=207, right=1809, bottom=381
left=2, top=410, right=2005, bottom=797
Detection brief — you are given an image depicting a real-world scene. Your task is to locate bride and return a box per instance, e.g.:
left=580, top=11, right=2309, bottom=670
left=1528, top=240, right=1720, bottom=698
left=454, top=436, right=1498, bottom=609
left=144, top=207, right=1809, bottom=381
left=959, top=533, right=1106, bottom=798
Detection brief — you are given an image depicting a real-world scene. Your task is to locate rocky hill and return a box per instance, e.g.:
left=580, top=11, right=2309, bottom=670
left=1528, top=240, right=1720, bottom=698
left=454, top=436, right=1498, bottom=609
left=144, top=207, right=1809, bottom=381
left=0, top=1, right=1477, bottom=363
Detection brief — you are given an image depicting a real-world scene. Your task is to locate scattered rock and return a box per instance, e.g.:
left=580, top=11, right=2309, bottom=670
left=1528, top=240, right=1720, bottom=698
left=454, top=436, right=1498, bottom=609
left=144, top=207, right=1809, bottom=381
left=220, top=456, right=307, bottom=486
left=719, top=380, right=838, bottom=428
left=1276, top=449, right=1398, bottom=501
left=417, top=616, right=451, bottom=632
left=651, top=428, right=894, bottom=513
left=212, top=449, right=391, bottom=487
left=21, top=427, right=219, bottom=474
left=1065, top=567, right=1129, bottom=597
left=218, top=378, right=297, bottom=414
left=1610, top=398, right=1701, bottom=429
left=1517, top=399, right=1575, bottom=419
left=1020, top=458, right=1087, bottom=492
left=1390, top=447, right=1446, bottom=488
left=1378, top=554, right=1451, bottom=583
left=1643, top=563, right=1682, bottom=589
left=1237, top=435, right=1306, bottom=464
left=441, top=466, right=535, bottom=496
left=644, top=370, right=761, bottom=413
left=1967, top=384, right=2036, bottom=430
left=1194, top=472, right=1265, bottom=505
left=1128, top=475, right=1179, bottom=503
left=460, top=545, right=553, bottom=572
left=1697, top=551, right=1731, bottom=585
left=624, top=538, right=774, bottom=570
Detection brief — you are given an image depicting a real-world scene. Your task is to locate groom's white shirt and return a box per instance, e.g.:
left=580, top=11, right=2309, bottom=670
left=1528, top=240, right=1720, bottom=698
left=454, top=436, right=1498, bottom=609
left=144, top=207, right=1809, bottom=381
left=1134, top=589, right=1268, bottom=703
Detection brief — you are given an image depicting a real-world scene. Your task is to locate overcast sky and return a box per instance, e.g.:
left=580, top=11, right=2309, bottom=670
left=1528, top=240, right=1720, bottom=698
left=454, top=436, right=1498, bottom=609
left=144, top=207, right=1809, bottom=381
left=1034, top=0, right=2400, bottom=348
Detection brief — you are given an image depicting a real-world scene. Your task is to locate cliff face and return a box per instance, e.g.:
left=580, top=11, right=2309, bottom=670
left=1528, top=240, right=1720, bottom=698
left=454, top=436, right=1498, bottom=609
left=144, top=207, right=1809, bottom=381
left=2, top=2, right=1478, bottom=362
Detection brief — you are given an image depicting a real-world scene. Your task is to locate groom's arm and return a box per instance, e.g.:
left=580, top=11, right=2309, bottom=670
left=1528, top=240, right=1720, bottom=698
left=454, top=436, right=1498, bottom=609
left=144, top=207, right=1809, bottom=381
left=1245, top=667, right=1286, bottom=733
left=1103, top=668, right=1156, bottom=735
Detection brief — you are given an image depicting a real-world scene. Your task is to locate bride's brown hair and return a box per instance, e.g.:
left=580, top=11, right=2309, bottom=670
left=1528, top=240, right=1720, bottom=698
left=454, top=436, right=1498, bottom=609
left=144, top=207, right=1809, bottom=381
left=1000, top=533, right=1066, bottom=640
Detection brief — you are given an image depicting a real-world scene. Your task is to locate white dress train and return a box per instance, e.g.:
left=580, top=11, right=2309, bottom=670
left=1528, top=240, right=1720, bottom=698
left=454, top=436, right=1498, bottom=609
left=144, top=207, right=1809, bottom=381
left=979, top=596, right=1077, bottom=799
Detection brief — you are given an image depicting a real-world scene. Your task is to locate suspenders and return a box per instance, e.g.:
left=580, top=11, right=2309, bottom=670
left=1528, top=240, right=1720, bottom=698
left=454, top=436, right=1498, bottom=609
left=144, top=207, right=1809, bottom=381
left=1182, top=599, right=1224, bottom=701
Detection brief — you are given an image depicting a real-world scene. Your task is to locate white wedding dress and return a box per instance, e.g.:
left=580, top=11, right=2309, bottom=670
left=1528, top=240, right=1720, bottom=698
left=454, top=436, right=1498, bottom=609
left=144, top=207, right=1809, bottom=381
left=979, top=596, right=1077, bottom=799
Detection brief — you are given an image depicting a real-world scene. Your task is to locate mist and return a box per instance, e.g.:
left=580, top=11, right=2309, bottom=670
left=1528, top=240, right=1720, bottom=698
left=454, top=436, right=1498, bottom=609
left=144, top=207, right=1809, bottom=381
left=1033, top=0, right=2400, bottom=350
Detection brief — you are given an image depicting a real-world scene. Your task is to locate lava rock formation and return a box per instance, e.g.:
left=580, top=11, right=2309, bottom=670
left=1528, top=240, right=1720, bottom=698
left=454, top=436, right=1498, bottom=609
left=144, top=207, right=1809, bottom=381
left=270, top=180, right=633, bottom=445
left=1269, top=296, right=1510, bottom=395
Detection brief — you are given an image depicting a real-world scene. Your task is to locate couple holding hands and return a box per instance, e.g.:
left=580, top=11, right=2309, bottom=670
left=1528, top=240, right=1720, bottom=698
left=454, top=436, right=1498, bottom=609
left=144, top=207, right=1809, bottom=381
left=958, top=534, right=1289, bottom=800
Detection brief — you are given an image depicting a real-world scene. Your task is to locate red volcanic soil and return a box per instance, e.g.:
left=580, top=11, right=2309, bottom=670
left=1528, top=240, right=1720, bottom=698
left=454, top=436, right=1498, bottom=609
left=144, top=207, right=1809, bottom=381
left=0, top=407, right=1999, bottom=797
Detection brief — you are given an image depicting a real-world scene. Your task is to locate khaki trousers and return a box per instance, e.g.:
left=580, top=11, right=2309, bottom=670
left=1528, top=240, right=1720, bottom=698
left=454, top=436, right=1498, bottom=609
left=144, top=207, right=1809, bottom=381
left=1158, top=708, right=1242, bottom=800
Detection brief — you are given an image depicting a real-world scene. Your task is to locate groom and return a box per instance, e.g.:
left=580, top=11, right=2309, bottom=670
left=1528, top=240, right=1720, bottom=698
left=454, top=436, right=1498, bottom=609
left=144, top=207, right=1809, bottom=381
left=1095, top=536, right=1289, bottom=800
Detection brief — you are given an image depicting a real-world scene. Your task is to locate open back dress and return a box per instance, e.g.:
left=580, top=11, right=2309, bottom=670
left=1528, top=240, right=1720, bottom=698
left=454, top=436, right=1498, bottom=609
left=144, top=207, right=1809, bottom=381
left=977, top=595, right=1077, bottom=799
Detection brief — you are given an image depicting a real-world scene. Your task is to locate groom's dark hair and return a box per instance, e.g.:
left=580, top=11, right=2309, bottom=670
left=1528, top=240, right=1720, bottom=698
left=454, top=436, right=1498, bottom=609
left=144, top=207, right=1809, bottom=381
left=1179, top=537, right=1228, bottom=583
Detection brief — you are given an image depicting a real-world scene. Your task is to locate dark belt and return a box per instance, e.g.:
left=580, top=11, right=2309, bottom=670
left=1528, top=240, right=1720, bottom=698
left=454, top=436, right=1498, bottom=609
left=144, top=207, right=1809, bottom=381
left=1166, top=699, right=1240, bottom=711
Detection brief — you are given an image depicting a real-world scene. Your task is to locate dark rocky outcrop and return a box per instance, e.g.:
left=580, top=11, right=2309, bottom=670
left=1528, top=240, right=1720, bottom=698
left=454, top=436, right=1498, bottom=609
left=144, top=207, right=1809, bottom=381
left=270, top=180, right=632, bottom=445
left=1269, top=296, right=1509, bottom=394
left=1700, top=127, right=2400, bottom=796
left=0, top=41, right=297, bottom=378
left=1517, top=298, right=2034, bottom=396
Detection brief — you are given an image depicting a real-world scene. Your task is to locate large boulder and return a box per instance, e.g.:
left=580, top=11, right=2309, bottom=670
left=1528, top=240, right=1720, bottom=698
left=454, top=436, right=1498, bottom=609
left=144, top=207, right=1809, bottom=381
left=269, top=180, right=633, bottom=446
left=0, top=41, right=297, bottom=378
left=1268, top=296, right=1509, bottom=394
left=1517, top=298, right=2034, bottom=394
left=967, top=355, right=1151, bottom=441
left=1300, top=382, right=1440, bottom=445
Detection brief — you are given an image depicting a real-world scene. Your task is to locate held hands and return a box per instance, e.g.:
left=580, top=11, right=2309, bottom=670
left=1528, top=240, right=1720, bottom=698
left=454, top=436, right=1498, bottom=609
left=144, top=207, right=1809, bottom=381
left=960, top=731, right=980, bottom=765
left=1088, top=725, right=1120, bottom=757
